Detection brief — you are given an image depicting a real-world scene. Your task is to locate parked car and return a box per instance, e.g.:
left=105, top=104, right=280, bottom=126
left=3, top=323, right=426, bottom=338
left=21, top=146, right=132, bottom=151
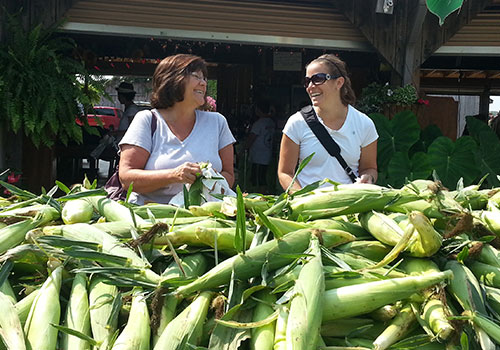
left=77, top=106, right=123, bottom=130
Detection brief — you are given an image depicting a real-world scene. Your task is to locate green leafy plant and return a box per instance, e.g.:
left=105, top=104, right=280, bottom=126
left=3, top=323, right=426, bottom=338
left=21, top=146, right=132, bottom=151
left=0, top=14, right=106, bottom=146
left=372, top=111, right=500, bottom=189
left=356, top=83, right=418, bottom=115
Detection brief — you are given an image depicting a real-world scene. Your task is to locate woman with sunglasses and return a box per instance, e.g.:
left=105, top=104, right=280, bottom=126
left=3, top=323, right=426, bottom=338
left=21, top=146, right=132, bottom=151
left=118, top=54, right=235, bottom=204
left=278, top=54, right=378, bottom=192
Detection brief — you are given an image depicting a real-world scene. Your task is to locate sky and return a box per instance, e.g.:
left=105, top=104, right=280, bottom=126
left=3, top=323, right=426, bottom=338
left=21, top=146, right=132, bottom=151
left=491, top=95, right=500, bottom=114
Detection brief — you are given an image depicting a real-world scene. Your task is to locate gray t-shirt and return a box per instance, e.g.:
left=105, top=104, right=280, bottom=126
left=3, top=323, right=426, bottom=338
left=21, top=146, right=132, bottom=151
left=119, top=109, right=236, bottom=204
left=118, top=103, right=140, bottom=131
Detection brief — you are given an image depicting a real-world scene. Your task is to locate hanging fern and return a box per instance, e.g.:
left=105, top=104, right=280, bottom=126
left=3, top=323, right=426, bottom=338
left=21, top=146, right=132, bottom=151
left=0, top=14, right=106, bottom=147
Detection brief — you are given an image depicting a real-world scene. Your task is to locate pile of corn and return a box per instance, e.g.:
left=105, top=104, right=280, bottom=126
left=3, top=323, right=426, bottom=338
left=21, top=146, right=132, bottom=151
left=2, top=179, right=500, bottom=349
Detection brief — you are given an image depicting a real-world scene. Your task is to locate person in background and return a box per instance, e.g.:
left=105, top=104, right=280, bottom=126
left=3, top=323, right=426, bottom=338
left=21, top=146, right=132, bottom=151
left=278, top=54, right=378, bottom=192
left=118, top=54, right=235, bottom=204
left=245, top=99, right=276, bottom=193
left=115, top=82, right=140, bottom=140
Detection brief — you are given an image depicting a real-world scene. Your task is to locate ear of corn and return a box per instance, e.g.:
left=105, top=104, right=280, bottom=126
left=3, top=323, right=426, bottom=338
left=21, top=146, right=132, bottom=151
left=478, top=244, right=500, bottom=268
left=176, top=228, right=353, bottom=297
left=153, top=291, right=213, bottom=350
left=0, top=278, right=16, bottom=304
left=86, top=195, right=145, bottom=225
left=62, top=199, right=94, bottom=224
left=322, top=270, right=452, bottom=321
left=24, top=265, right=63, bottom=350
left=111, top=288, right=150, bottom=350
left=273, top=305, right=289, bottom=350
left=468, top=261, right=500, bottom=288
left=336, top=240, right=391, bottom=261
left=88, top=276, right=119, bottom=350
left=132, top=203, right=193, bottom=219
left=372, top=303, right=417, bottom=350
left=0, top=219, right=42, bottom=254
left=485, top=286, right=500, bottom=315
left=288, top=184, right=419, bottom=220
left=14, top=289, right=39, bottom=325
left=286, top=235, right=324, bottom=350
left=250, top=289, right=276, bottom=350
left=62, top=273, right=91, bottom=350
left=0, top=292, right=27, bottom=350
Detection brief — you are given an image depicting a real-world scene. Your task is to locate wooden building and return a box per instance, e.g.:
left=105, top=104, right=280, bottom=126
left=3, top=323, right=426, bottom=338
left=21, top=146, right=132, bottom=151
left=1, top=0, right=500, bottom=190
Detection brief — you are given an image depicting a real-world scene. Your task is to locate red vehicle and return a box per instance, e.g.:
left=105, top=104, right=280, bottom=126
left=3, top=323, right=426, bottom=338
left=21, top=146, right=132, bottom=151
left=77, top=106, right=123, bottom=130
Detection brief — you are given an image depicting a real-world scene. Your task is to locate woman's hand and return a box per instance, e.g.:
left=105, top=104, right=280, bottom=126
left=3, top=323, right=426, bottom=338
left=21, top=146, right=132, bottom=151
left=356, top=173, right=375, bottom=184
left=173, top=162, right=202, bottom=184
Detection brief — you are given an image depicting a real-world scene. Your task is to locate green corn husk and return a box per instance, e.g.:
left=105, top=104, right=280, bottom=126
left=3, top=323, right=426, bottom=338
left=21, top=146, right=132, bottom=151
left=288, top=183, right=419, bottom=220
left=0, top=278, right=17, bottom=304
left=62, top=273, right=91, bottom=350
left=286, top=235, right=324, bottom=350
left=359, top=211, right=442, bottom=257
left=0, top=204, right=60, bottom=222
left=478, top=243, right=500, bottom=268
left=250, top=289, right=277, bottom=350
left=191, top=227, right=254, bottom=253
left=154, top=253, right=208, bottom=345
left=322, top=270, right=452, bottom=322
left=0, top=219, right=44, bottom=254
left=14, top=289, right=39, bottom=325
left=153, top=218, right=235, bottom=246
left=478, top=210, right=500, bottom=238
left=189, top=201, right=224, bottom=217
left=485, top=286, right=500, bottom=315
left=329, top=252, right=407, bottom=278
left=153, top=291, right=213, bottom=350
left=320, top=318, right=376, bottom=338
left=369, top=304, right=399, bottom=322
left=86, top=195, right=145, bottom=224
left=463, top=310, right=500, bottom=345
left=399, top=258, right=455, bottom=341
left=445, top=260, right=495, bottom=350
left=336, top=240, right=391, bottom=261
left=41, top=223, right=161, bottom=284
left=112, top=288, right=150, bottom=350
left=469, top=260, right=500, bottom=288
left=24, top=266, right=63, bottom=350
left=176, top=228, right=355, bottom=297
left=133, top=203, right=194, bottom=218
left=62, top=198, right=94, bottom=224
left=372, top=303, right=417, bottom=350
left=385, top=199, right=443, bottom=218
left=88, top=277, right=119, bottom=350
left=273, top=305, right=289, bottom=350
left=0, top=292, right=26, bottom=350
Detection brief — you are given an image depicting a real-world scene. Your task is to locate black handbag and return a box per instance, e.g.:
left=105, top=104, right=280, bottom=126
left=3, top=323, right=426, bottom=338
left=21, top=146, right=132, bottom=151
left=104, top=111, right=158, bottom=200
left=300, top=105, right=357, bottom=183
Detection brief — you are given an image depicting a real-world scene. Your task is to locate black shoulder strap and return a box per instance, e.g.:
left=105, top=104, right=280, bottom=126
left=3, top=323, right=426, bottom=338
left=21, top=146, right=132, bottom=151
left=300, top=105, right=357, bottom=183
left=150, top=109, right=158, bottom=135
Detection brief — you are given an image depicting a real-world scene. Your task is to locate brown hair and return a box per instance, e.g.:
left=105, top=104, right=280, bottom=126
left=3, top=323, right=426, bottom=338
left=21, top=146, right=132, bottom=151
left=150, top=54, right=208, bottom=109
left=306, top=54, right=356, bottom=106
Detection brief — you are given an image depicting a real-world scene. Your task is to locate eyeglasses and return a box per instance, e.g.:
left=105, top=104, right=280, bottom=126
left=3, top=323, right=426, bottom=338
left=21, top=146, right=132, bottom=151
left=190, top=72, right=207, bottom=83
left=303, top=73, right=340, bottom=88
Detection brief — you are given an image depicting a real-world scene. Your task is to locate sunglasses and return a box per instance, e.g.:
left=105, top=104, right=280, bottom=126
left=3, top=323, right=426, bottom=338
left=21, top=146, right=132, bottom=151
left=303, top=73, right=340, bottom=88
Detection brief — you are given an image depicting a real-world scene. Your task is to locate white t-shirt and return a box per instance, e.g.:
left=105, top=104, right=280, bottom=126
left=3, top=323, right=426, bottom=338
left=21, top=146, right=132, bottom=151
left=283, top=105, right=378, bottom=186
left=119, top=109, right=236, bottom=204
left=249, top=117, right=275, bottom=165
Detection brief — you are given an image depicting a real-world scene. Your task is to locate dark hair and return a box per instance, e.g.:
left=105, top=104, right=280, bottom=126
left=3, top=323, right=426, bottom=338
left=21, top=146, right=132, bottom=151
left=255, top=99, right=270, bottom=115
left=119, top=91, right=136, bottom=101
left=150, top=54, right=208, bottom=109
left=306, top=54, right=356, bottom=106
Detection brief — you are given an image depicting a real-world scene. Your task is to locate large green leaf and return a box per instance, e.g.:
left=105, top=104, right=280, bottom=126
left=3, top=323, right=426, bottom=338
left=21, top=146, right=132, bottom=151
left=387, top=152, right=433, bottom=188
left=427, top=136, right=479, bottom=189
left=426, top=0, right=464, bottom=26
left=409, top=124, right=443, bottom=155
left=464, top=117, right=500, bottom=187
left=370, top=110, right=421, bottom=172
